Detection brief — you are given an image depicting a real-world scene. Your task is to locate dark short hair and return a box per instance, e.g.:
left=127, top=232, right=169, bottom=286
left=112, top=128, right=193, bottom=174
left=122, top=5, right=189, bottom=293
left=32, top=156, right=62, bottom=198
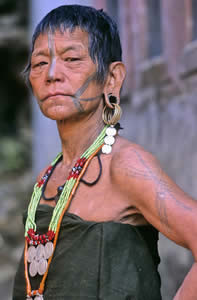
left=24, top=4, right=122, bottom=84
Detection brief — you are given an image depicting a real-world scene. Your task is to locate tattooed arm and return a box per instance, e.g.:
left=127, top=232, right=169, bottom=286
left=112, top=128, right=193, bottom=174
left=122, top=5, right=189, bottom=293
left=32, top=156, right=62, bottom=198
left=112, top=142, right=197, bottom=300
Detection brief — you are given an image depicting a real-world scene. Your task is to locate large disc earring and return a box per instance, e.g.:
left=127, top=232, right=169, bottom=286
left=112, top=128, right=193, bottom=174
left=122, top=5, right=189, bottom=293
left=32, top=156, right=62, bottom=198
left=102, top=94, right=122, bottom=154
left=102, top=94, right=122, bottom=126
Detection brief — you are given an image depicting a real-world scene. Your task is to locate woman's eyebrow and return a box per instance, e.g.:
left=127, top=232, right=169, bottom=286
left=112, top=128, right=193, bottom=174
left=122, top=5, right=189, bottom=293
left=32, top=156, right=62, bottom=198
left=32, top=44, right=85, bottom=57
left=32, top=49, right=49, bottom=57
left=60, top=45, right=85, bottom=54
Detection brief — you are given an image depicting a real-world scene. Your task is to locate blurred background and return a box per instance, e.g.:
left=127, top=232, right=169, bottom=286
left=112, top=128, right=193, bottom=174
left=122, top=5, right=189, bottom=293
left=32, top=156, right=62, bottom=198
left=1, top=0, right=197, bottom=299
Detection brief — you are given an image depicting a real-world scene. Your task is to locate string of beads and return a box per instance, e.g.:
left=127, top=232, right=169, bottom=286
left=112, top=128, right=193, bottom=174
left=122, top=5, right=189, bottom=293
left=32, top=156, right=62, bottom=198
left=24, top=125, right=112, bottom=299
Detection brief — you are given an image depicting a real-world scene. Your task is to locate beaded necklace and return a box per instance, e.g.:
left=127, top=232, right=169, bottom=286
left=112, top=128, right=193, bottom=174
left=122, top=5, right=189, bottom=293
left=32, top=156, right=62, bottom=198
left=24, top=125, right=117, bottom=300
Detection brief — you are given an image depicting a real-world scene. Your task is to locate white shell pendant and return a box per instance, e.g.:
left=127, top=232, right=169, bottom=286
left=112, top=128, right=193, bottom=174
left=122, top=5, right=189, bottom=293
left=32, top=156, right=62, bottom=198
left=29, top=260, right=38, bottom=277
left=104, top=135, right=115, bottom=146
left=38, top=258, right=48, bottom=276
left=27, top=246, right=36, bottom=263
left=102, top=144, right=112, bottom=154
left=106, top=126, right=117, bottom=136
left=28, top=242, right=53, bottom=277
left=102, top=125, right=117, bottom=154
left=36, top=244, right=45, bottom=261
left=44, top=242, right=54, bottom=259
left=34, top=296, right=44, bottom=300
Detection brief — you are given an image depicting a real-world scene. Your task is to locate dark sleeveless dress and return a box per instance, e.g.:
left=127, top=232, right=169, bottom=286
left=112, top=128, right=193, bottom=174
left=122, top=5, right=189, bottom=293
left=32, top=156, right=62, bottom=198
left=13, top=205, right=161, bottom=300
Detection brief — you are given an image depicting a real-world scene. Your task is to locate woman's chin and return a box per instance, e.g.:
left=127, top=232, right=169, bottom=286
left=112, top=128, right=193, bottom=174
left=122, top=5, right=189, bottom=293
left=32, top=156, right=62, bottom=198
left=41, top=106, right=77, bottom=121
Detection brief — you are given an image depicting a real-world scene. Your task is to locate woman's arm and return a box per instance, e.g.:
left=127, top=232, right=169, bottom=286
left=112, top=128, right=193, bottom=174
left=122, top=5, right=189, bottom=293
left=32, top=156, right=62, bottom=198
left=173, top=262, right=197, bottom=300
left=112, top=143, right=197, bottom=299
left=173, top=263, right=197, bottom=299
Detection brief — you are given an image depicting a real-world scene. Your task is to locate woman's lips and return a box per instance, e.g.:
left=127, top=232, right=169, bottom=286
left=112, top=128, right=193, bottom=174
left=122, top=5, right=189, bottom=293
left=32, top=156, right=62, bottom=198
left=41, top=93, right=73, bottom=102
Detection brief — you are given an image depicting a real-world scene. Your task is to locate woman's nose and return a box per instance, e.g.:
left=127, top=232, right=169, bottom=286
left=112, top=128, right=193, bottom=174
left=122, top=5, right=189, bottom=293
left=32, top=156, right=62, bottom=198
left=46, top=58, right=63, bottom=83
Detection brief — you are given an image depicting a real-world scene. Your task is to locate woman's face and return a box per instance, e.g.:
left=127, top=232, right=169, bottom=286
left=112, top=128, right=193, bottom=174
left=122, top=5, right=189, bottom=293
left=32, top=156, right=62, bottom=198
left=29, top=28, right=105, bottom=121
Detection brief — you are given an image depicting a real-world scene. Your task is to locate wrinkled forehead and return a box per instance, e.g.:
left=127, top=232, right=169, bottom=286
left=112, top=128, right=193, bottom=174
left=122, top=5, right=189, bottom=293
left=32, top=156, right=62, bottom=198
left=32, top=27, right=90, bottom=54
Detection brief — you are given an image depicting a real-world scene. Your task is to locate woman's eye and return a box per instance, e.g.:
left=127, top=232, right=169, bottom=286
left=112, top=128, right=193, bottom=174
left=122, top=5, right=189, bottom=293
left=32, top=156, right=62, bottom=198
left=65, top=57, right=80, bottom=62
left=33, top=61, right=48, bottom=68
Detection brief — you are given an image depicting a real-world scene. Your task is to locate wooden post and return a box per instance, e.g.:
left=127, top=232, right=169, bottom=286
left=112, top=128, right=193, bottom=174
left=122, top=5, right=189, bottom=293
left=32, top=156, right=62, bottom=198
left=161, top=0, right=190, bottom=86
left=119, top=0, right=148, bottom=94
left=94, top=0, right=107, bottom=10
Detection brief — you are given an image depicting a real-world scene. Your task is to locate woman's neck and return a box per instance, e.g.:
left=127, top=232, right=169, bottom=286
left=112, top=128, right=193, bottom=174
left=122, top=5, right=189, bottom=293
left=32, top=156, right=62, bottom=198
left=56, top=113, right=104, bottom=166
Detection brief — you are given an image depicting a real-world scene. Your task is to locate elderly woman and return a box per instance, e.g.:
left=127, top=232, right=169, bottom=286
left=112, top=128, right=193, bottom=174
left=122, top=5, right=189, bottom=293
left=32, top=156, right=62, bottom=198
left=13, top=4, right=197, bottom=300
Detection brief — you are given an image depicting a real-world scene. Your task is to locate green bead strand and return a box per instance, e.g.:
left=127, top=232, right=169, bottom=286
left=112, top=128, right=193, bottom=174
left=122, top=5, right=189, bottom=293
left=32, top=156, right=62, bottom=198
left=25, top=125, right=108, bottom=237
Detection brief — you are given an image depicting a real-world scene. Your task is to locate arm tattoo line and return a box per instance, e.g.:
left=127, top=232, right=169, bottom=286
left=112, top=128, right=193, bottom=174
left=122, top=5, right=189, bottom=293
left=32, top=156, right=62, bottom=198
left=120, top=149, right=192, bottom=230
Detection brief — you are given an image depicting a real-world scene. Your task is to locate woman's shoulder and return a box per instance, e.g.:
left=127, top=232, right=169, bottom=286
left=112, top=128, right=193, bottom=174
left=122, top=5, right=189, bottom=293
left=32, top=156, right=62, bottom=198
left=110, top=135, right=159, bottom=186
left=112, top=135, right=157, bottom=165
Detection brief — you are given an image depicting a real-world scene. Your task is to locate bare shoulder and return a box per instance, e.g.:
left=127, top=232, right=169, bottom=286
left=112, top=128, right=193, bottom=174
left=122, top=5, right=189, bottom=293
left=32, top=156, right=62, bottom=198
left=111, top=135, right=159, bottom=183
left=110, top=135, right=166, bottom=209
left=111, top=136, right=197, bottom=252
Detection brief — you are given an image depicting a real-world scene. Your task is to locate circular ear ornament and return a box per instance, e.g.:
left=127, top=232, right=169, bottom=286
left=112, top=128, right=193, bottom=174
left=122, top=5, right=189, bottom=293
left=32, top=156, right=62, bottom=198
left=102, top=94, right=121, bottom=154
left=102, top=94, right=122, bottom=126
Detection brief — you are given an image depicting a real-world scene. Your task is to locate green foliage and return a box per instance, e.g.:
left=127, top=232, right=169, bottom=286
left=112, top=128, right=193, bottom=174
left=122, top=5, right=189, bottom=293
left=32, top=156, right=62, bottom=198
left=0, top=136, right=31, bottom=175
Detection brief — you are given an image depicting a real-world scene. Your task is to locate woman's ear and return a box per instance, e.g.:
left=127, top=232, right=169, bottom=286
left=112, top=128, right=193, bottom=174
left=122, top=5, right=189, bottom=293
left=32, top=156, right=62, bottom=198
left=103, top=61, right=126, bottom=108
